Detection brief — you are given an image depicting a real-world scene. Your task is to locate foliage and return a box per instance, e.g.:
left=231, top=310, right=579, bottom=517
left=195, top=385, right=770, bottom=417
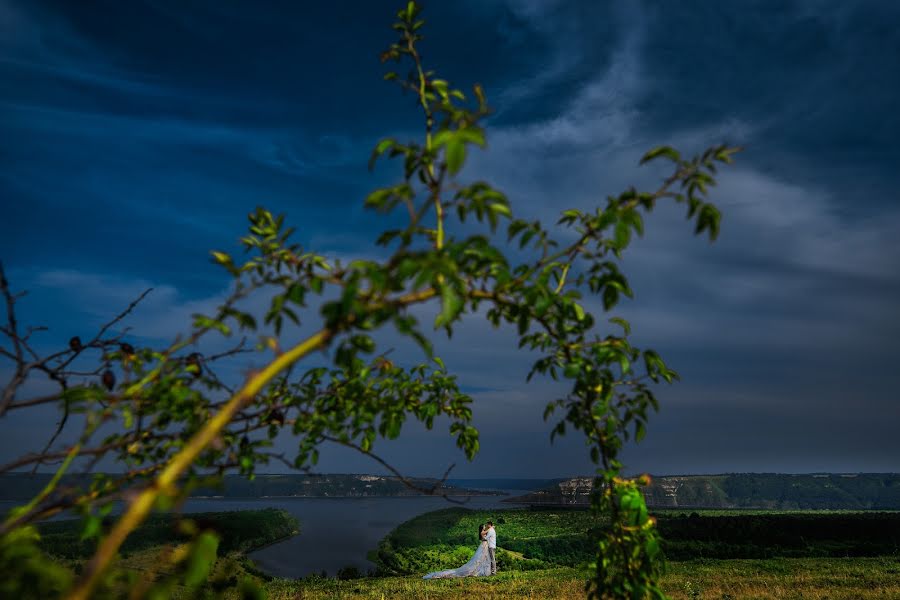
left=482, top=474, right=900, bottom=511
left=656, top=511, right=900, bottom=560
left=0, top=525, right=73, bottom=600
left=719, top=474, right=900, bottom=509
left=36, top=509, right=298, bottom=560
left=592, top=477, right=665, bottom=598
left=0, top=1, right=739, bottom=598
left=372, top=507, right=599, bottom=574
left=373, top=507, right=900, bottom=576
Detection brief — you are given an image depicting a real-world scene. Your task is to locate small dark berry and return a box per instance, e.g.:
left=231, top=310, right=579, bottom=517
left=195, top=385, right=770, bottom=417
left=101, top=370, right=116, bottom=391
left=120, top=343, right=135, bottom=356
left=69, top=336, right=82, bottom=352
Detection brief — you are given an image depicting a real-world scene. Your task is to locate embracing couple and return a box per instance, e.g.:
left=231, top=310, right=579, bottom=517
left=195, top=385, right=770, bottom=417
left=422, top=520, right=497, bottom=579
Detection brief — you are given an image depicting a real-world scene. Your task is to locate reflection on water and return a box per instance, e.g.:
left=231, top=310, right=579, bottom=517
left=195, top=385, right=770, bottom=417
left=234, top=493, right=523, bottom=578
left=1, top=492, right=526, bottom=579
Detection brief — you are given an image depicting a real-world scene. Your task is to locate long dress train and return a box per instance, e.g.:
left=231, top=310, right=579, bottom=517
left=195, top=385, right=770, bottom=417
left=422, top=540, right=492, bottom=579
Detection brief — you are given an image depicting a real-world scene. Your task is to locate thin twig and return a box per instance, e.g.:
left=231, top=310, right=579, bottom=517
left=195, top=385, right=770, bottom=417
left=320, top=434, right=468, bottom=505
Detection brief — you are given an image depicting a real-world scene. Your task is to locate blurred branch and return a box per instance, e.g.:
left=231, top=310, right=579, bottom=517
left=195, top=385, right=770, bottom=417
left=320, top=434, right=468, bottom=505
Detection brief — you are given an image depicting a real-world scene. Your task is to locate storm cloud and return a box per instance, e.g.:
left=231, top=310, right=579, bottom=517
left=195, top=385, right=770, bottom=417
left=1, top=1, right=898, bottom=477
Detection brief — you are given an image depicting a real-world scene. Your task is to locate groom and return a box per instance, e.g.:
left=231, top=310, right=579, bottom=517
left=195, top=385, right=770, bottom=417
left=485, top=520, right=497, bottom=575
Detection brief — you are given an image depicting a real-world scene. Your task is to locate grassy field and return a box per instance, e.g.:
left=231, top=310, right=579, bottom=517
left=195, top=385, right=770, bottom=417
left=258, top=558, right=900, bottom=599
left=372, top=507, right=599, bottom=574
left=34, top=506, right=900, bottom=598
left=281, top=506, right=900, bottom=599
left=370, top=506, right=900, bottom=576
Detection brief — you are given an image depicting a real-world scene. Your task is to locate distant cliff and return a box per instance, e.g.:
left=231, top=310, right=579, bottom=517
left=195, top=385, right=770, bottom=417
left=504, top=473, right=900, bottom=510
left=0, top=473, right=503, bottom=502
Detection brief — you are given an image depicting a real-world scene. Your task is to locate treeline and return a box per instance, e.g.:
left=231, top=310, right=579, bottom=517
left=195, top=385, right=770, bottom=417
left=193, top=474, right=499, bottom=498
left=718, top=474, right=900, bottom=509
left=445, top=478, right=563, bottom=491
left=508, top=473, right=900, bottom=509
left=657, top=512, right=900, bottom=559
left=372, top=507, right=900, bottom=575
left=37, top=509, right=298, bottom=560
left=0, top=473, right=500, bottom=501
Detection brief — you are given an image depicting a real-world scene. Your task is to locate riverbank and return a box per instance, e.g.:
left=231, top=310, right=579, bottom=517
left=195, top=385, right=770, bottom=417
left=32, top=504, right=900, bottom=598
left=38, top=508, right=298, bottom=564
left=256, top=506, right=900, bottom=598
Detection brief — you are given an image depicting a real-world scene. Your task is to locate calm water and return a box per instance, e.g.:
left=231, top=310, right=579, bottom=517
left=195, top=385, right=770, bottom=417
left=3, top=492, right=527, bottom=579
left=193, top=494, right=525, bottom=578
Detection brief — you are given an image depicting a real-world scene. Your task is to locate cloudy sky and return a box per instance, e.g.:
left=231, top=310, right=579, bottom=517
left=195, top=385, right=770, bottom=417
left=2, top=1, right=899, bottom=478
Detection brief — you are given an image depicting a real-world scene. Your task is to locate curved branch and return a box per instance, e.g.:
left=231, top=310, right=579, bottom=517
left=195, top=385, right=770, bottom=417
left=320, top=434, right=466, bottom=505
left=68, top=327, right=334, bottom=600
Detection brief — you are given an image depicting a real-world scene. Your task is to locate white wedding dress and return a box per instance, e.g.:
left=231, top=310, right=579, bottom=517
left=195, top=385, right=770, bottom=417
left=422, top=540, right=492, bottom=579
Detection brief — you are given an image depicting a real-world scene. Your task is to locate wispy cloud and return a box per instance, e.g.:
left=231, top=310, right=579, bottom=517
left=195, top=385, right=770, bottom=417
left=33, top=269, right=225, bottom=342
left=2, top=1, right=898, bottom=475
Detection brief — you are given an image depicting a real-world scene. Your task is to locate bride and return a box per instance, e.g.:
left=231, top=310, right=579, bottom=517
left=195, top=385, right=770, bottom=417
left=422, top=523, right=492, bottom=579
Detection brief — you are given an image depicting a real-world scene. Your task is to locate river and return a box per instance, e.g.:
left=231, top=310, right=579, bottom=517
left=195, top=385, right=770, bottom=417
left=0, top=492, right=526, bottom=579
left=185, top=492, right=525, bottom=578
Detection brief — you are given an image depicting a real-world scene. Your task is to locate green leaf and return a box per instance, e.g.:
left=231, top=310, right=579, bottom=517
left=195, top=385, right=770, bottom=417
left=614, top=221, right=631, bottom=249
left=534, top=295, right=553, bottom=317
left=432, top=130, right=453, bottom=148
left=184, top=532, right=219, bottom=588
left=563, top=363, right=580, bottom=378
left=602, top=286, right=619, bottom=310
left=457, top=127, right=486, bottom=148
left=361, top=429, right=376, bottom=453
left=639, top=145, right=681, bottom=165
left=573, top=303, right=586, bottom=322
left=695, top=203, right=721, bottom=241
left=609, top=317, right=631, bottom=335
left=368, top=138, right=395, bottom=170
left=385, top=416, right=402, bottom=439
left=489, top=203, right=511, bottom=218
left=435, top=284, right=464, bottom=328
left=445, top=139, right=466, bottom=175
left=81, top=515, right=101, bottom=541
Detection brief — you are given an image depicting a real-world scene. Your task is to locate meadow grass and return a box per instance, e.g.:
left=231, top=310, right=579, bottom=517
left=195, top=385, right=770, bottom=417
left=373, top=507, right=900, bottom=575
left=259, top=558, right=900, bottom=599
left=42, top=507, right=899, bottom=599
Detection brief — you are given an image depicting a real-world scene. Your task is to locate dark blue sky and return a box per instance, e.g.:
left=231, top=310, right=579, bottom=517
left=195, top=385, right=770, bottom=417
left=2, top=1, right=899, bottom=477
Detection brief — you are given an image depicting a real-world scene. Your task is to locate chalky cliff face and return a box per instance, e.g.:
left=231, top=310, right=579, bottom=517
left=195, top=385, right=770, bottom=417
left=640, top=476, right=729, bottom=508
left=558, top=477, right=594, bottom=505
left=511, top=476, right=722, bottom=508
left=504, top=474, right=900, bottom=510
